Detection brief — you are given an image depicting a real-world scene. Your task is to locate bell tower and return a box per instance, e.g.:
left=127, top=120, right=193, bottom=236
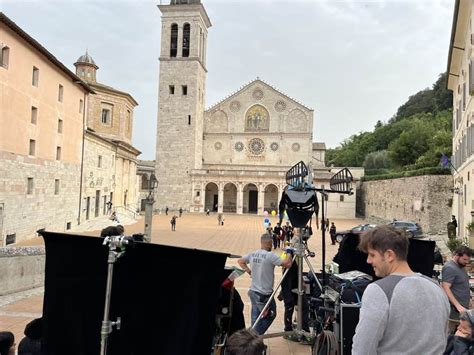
left=155, top=0, right=211, bottom=211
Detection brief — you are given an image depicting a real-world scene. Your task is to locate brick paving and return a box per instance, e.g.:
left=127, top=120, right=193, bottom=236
left=2, top=213, right=362, bottom=354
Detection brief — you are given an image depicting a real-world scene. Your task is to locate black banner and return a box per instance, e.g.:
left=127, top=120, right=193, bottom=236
left=39, top=231, right=228, bottom=355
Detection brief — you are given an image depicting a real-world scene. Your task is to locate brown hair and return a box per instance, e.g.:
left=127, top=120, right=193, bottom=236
left=358, top=225, right=409, bottom=261
left=455, top=245, right=472, bottom=257
left=226, top=329, right=266, bottom=355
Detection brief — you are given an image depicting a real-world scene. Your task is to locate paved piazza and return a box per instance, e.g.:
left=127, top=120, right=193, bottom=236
left=3, top=214, right=363, bottom=354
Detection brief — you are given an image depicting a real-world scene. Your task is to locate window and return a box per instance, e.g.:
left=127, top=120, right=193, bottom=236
left=98, top=155, right=102, bottom=168
left=196, top=191, right=200, bottom=197
left=27, top=178, right=34, bottom=194
left=183, top=23, right=190, bottom=57
left=182, top=85, right=188, bottom=95
left=101, top=109, right=110, bottom=124
left=31, top=106, right=37, bottom=124
left=169, top=85, right=175, bottom=95
left=56, top=146, right=61, bottom=160
left=170, top=23, right=178, bottom=57
left=54, top=179, right=60, bottom=195
left=29, top=139, right=36, bottom=155
left=58, top=119, right=63, bottom=133
left=66, top=222, right=71, bottom=230
left=1, top=46, right=9, bottom=68
left=32, top=66, right=39, bottom=86
left=188, top=115, right=191, bottom=125
left=339, top=195, right=344, bottom=202
left=58, top=84, right=63, bottom=102
left=79, top=99, right=83, bottom=113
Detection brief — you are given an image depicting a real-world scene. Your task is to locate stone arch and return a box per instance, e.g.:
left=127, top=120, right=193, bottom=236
left=287, top=108, right=308, bottom=132
left=264, top=184, right=279, bottom=213
left=245, top=104, right=270, bottom=131
left=205, top=182, right=218, bottom=212
left=243, top=183, right=258, bottom=213
left=223, top=182, right=237, bottom=213
left=206, top=110, right=228, bottom=132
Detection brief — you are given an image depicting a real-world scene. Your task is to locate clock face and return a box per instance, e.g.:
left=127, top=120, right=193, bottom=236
left=248, top=138, right=265, bottom=155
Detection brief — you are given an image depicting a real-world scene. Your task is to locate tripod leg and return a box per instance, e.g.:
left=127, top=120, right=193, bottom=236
left=303, top=255, right=323, bottom=294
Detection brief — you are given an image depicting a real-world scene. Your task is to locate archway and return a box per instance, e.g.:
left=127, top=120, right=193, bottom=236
left=205, top=182, right=218, bottom=212
left=264, top=184, right=279, bottom=214
left=223, top=183, right=237, bottom=213
left=243, top=183, right=258, bottom=214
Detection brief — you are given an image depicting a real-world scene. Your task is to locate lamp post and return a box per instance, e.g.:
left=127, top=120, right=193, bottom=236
left=144, top=174, right=158, bottom=243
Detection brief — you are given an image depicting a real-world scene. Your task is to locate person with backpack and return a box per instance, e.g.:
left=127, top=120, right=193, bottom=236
left=170, top=215, right=177, bottom=231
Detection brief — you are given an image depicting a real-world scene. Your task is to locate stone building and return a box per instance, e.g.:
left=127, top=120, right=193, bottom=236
left=0, top=13, right=93, bottom=244
left=447, top=0, right=474, bottom=240
left=154, top=0, right=358, bottom=217
left=74, top=53, right=141, bottom=222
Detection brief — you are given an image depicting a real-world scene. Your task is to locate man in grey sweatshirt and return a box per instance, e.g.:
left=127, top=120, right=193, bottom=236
left=352, top=226, right=450, bottom=355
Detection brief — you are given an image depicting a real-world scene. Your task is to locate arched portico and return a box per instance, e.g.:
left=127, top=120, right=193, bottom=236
left=223, top=183, right=237, bottom=212
left=205, top=182, right=218, bottom=211
left=243, top=183, right=258, bottom=214
left=264, top=184, right=279, bottom=214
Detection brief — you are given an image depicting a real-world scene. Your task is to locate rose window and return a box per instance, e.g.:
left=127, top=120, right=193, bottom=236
left=214, top=142, right=222, bottom=150
left=248, top=138, right=265, bottom=155
left=270, top=142, right=279, bottom=151
left=234, top=141, right=244, bottom=152
left=291, top=143, right=300, bottom=152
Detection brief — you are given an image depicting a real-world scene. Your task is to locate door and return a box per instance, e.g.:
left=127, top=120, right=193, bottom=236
left=86, top=197, right=90, bottom=220
left=249, top=190, right=258, bottom=213
left=103, top=196, right=107, bottom=215
left=95, top=190, right=100, bottom=217
left=213, top=195, right=218, bottom=211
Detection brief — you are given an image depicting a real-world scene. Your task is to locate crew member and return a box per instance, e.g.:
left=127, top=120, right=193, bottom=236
left=238, top=233, right=292, bottom=335
left=352, top=226, right=449, bottom=354
left=444, top=309, right=474, bottom=354
left=225, top=329, right=266, bottom=355
left=442, top=245, right=472, bottom=333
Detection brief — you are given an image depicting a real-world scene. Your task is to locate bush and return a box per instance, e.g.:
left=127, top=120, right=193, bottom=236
left=361, top=167, right=451, bottom=181
left=445, top=238, right=469, bottom=254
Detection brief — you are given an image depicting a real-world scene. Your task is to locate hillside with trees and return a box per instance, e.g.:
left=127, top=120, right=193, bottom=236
left=325, top=73, right=453, bottom=177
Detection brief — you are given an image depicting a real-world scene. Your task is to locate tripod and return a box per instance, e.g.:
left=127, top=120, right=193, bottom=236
left=251, top=228, right=322, bottom=341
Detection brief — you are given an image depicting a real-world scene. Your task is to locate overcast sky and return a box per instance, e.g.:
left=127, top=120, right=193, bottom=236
left=2, top=0, right=455, bottom=160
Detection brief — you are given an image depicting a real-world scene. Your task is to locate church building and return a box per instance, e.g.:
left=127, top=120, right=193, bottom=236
left=155, top=0, right=356, bottom=217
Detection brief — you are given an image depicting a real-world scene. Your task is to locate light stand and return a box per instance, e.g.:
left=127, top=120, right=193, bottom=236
left=100, top=235, right=133, bottom=355
left=251, top=162, right=352, bottom=343
left=144, top=174, right=158, bottom=243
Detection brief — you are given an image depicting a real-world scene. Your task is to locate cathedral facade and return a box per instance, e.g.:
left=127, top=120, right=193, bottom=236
left=155, top=0, right=353, bottom=216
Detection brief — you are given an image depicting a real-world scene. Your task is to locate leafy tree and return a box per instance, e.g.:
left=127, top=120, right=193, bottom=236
left=363, top=150, right=392, bottom=169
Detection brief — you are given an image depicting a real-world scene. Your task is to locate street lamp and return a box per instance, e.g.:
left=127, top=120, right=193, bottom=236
left=144, top=173, right=158, bottom=243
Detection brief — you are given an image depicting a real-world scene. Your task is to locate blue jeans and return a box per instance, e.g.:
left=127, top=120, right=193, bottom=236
left=248, top=289, right=276, bottom=335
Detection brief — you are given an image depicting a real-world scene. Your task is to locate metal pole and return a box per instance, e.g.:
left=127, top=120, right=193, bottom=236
left=100, top=252, right=116, bottom=355
left=144, top=196, right=153, bottom=243
left=321, top=191, right=326, bottom=287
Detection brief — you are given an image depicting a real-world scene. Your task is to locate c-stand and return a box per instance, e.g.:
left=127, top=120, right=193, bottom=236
left=100, top=235, right=134, bottom=355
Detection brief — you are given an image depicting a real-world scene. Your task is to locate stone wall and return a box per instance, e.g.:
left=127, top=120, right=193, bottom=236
left=359, top=175, right=453, bottom=234
left=0, top=151, right=81, bottom=245
left=0, top=247, right=45, bottom=296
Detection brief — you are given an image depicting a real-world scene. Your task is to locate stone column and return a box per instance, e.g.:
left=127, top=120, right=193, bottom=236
left=237, top=183, right=243, bottom=215
left=199, top=183, right=206, bottom=213
left=218, top=183, right=224, bottom=214
left=258, top=183, right=265, bottom=215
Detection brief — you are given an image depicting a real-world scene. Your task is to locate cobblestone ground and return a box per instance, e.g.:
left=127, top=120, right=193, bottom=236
left=3, top=213, right=362, bottom=354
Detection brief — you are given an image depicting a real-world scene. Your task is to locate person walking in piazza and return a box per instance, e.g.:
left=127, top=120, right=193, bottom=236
left=238, top=233, right=292, bottom=335
left=352, top=225, right=449, bottom=354
left=442, top=245, right=472, bottom=333
left=206, top=208, right=210, bottom=216
left=325, top=218, right=330, bottom=232
left=179, top=207, right=183, bottom=217
left=221, top=214, right=225, bottom=226
left=329, top=222, right=337, bottom=245
left=283, top=222, right=294, bottom=245
left=273, top=222, right=283, bottom=249
left=165, top=206, right=169, bottom=216
left=170, top=215, right=177, bottom=231
left=217, top=213, right=223, bottom=226
left=106, top=200, right=113, bottom=215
